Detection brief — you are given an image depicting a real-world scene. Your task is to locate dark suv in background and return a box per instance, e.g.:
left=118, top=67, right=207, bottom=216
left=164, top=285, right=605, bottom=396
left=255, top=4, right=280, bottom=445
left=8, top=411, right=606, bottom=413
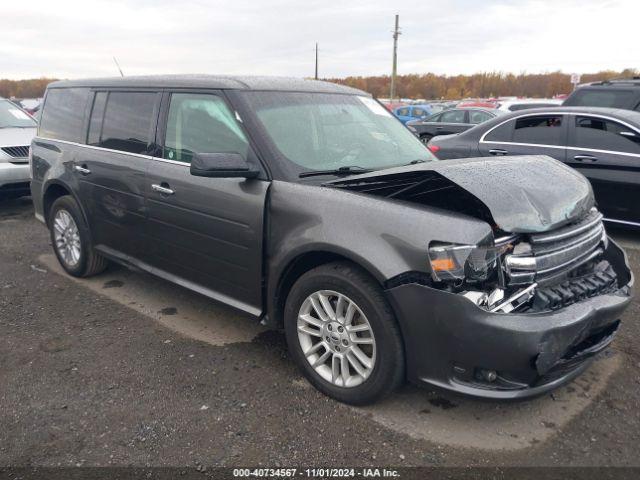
left=563, top=78, right=640, bottom=111
left=30, top=76, right=633, bottom=404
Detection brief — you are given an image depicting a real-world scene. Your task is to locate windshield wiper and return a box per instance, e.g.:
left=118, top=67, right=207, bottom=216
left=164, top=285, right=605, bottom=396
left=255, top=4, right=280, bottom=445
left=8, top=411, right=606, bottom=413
left=299, top=166, right=374, bottom=178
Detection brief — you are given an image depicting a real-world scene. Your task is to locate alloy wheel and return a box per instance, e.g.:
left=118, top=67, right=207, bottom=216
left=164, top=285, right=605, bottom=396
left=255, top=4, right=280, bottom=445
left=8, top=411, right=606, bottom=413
left=297, top=290, right=376, bottom=388
left=53, top=209, right=81, bottom=267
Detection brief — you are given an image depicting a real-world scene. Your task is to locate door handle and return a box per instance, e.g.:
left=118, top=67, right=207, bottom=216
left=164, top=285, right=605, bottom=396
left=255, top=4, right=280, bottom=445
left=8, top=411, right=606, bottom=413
left=574, top=154, right=598, bottom=162
left=151, top=183, right=175, bottom=195
left=489, top=149, right=508, bottom=155
left=435, top=126, right=444, bottom=130
left=73, top=165, right=91, bottom=175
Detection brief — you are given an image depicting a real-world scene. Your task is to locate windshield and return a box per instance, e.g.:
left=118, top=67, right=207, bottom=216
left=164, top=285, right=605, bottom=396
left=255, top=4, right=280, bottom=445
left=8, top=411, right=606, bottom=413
left=0, top=100, right=37, bottom=128
left=239, top=91, right=436, bottom=178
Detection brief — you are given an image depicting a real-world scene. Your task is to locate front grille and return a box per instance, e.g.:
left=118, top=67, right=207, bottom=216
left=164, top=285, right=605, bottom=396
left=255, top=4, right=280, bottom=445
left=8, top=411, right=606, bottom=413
left=2, top=145, right=30, bottom=158
left=506, top=209, right=606, bottom=286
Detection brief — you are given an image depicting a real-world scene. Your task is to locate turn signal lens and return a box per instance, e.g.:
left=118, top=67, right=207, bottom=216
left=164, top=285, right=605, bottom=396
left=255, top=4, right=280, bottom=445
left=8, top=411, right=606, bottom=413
left=430, top=257, right=456, bottom=272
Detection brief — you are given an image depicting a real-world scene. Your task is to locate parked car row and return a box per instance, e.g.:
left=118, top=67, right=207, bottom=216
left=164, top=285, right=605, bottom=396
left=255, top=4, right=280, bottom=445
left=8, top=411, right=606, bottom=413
left=428, top=106, right=640, bottom=227
left=406, top=107, right=505, bottom=143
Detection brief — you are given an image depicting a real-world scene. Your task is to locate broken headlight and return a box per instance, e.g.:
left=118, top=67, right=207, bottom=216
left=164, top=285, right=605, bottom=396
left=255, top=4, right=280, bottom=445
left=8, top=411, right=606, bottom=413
left=428, top=241, right=512, bottom=283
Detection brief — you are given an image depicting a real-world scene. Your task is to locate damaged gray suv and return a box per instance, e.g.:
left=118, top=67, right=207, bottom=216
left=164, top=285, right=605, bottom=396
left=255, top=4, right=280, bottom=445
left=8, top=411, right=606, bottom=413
left=30, top=76, right=633, bottom=404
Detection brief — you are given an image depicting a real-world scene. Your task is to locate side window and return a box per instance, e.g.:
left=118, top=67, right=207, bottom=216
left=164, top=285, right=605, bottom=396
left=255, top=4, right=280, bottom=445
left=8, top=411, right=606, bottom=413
left=574, top=116, right=640, bottom=154
left=413, top=108, right=426, bottom=117
left=485, top=120, right=514, bottom=142
left=440, top=110, right=466, bottom=123
left=91, top=92, right=158, bottom=154
left=396, top=108, right=410, bottom=116
left=87, top=92, right=107, bottom=145
left=469, top=110, right=492, bottom=124
left=428, top=113, right=442, bottom=123
left=163, top=93, right=249, bottom=164
left=512, top=115, right=563, bottom=145
left=39, top=88, right=89, bottom=142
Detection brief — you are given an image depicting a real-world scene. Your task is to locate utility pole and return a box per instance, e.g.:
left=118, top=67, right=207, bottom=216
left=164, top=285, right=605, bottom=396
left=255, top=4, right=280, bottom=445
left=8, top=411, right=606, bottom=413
left=389, top=14, right=400, bottom=102
left=315, top=43, right=319, bottom=80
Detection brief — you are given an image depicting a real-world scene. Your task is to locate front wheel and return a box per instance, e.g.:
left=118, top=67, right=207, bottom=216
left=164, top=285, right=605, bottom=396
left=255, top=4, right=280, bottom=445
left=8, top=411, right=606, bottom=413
left=284, top=261, right=405, bottom=405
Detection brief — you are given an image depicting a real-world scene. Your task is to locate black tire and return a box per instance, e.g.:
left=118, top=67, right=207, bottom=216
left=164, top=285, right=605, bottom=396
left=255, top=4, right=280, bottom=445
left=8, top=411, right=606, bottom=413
left=48, top=195, right=109, bottom=277
left=420, top=134, right=433, bottom=144
left=284, top=261, right=405, bottom=405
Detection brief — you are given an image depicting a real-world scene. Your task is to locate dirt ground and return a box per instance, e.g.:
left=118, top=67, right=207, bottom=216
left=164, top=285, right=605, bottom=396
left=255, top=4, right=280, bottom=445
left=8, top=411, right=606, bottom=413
left=1, top=197, right=639, bottom=468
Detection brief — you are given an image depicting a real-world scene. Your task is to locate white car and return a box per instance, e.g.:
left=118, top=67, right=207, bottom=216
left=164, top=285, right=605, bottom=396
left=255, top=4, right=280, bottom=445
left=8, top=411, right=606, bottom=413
left=0, top=97, right=37, bottom=200
left=496, top=98, right=562, bottom=112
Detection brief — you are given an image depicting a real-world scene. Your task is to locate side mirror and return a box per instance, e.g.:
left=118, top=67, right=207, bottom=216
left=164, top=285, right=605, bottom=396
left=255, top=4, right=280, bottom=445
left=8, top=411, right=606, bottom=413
left=190, top=152, right=260, bottom=179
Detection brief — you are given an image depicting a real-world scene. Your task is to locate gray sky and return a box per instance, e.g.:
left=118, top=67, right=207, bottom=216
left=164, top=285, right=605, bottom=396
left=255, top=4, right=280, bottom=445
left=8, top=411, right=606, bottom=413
left=1, top=0, right=637, bottom=80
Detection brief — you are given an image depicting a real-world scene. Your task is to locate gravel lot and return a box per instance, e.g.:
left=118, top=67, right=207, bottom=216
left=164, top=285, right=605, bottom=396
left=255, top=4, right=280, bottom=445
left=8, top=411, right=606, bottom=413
left=1, top=197, right=639, bottom=468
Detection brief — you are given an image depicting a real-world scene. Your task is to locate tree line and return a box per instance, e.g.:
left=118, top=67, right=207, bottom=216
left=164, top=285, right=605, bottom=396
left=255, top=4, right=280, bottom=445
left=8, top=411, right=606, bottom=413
left=1, top=69, right=638, bottom=100
left=327, top=69, right=639, bottom=100
left=0, top=78, right=57, bottom=99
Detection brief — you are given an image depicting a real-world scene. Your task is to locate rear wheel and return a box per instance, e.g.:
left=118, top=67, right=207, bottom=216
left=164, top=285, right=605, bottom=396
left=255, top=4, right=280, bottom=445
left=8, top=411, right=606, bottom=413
left=49, top=195, right=108, bottom=277
left=284, top=261, right=404, bottom=405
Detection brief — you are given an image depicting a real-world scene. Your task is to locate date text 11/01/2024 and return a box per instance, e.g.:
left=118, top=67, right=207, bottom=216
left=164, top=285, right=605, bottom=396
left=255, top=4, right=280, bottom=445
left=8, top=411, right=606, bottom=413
left=232, top=468, right=400, bottom=477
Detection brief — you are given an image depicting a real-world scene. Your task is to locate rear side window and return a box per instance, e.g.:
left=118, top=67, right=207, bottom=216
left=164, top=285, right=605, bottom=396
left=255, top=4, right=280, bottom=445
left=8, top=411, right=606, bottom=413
left=440, top=110, right=466, bottom=123
left=88, top=91, right=158, bottom=154
left=39, top=88, right=89, bottom=142
left=512, top=115, right=563, bottom=145
left=574, top=116, right=640, bottom=154
left=565, top=89, right=635, bottom=108
left=469, top=110, right=493, bottom=124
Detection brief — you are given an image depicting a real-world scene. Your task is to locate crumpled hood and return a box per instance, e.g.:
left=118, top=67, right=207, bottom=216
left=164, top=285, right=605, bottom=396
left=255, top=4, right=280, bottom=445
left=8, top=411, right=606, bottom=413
left=326, top=155, right=595, bottom=233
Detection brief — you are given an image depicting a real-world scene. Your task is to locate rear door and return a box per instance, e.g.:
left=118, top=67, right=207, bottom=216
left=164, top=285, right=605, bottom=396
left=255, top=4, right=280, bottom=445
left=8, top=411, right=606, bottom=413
left=566, top=114, right=640, bottom=224
left=145, top=90, right=269, bottom=316
left=478, top=113, right=568, bottom=162
left=76, top=90, right=160, bottom=260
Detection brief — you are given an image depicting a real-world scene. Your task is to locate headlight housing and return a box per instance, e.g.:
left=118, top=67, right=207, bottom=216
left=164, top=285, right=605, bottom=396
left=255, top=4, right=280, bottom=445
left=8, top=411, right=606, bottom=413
left=428, top=241, right=512, bottom=283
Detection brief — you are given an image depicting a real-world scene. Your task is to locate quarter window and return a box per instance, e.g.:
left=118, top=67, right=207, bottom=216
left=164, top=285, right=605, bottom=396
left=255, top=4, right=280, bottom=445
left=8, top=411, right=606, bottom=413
left=485, top=121, right=513, bottom=142
left=469, top=110, right=492, bottom=124
left=163, top=93, right=249, bottom=164
left=39, top=88, right=89, bottom=142
left=512, top=115, right=563, bottom=145
left=574, top=116, right=640, bottom=154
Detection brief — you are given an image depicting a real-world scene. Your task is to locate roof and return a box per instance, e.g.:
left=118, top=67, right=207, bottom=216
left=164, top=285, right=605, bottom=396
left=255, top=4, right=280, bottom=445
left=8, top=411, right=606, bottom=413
left=47, top=75, right=368, bottom=95
left=499, top=106, right=640, bottom=124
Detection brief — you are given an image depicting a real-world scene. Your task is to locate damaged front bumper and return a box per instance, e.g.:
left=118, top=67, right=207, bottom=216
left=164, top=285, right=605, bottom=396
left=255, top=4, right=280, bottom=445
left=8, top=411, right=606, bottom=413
left=386, top=239, right=633, bottom=399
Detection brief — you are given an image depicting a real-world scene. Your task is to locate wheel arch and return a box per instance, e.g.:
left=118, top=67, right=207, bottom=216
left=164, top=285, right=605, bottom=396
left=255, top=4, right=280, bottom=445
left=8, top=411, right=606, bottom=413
left=268, top=248, right=387, bottom=328
left=42, top=180, right=87, bottom=227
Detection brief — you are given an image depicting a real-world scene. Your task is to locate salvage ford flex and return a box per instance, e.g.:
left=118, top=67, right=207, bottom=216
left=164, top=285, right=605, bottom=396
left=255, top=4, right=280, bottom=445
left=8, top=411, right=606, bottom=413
left=30, top=76, right=633, bottom=404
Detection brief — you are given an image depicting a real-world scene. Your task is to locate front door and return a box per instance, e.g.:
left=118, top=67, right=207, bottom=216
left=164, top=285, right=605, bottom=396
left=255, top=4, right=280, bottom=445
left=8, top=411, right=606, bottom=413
left=145, top=91, right=269, bottom=316
left=566, top=114, right=640, bottom=224
left=76, top=90, right=160, bottom=260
